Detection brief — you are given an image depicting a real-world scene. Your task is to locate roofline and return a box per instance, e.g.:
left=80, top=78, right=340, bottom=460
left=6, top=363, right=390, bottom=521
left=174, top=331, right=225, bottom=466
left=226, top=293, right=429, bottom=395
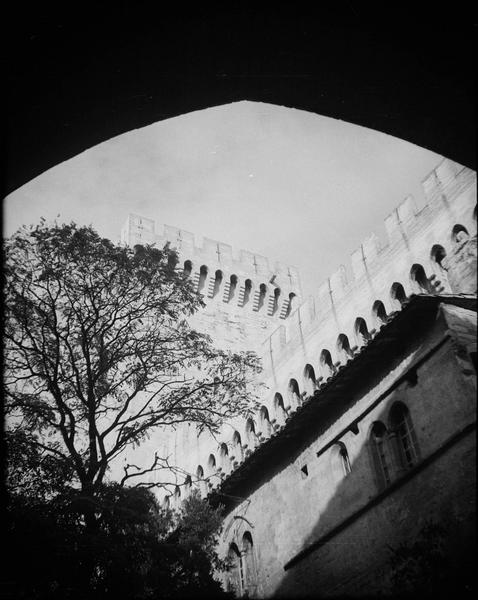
left=207, top=294, right=477, bottom=510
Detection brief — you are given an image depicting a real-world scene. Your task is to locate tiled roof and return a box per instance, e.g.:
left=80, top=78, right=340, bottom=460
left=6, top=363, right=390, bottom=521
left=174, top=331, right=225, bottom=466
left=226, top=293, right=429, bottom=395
left=207, top=293, right=476, bottom=510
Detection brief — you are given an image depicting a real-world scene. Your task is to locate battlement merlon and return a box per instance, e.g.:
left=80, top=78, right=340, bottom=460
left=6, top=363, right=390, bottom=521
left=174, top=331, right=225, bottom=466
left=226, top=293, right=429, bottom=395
left=120, top=213, right=303, bottom=295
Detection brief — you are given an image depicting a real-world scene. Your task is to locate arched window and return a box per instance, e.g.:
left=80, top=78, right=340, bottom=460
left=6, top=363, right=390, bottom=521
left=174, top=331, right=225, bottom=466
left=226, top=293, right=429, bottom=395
left=451, top=224, right=469, bottom=243
left=410, top=263, right=432, bottom=293
left=339, top=443, right=352, bottom=475
left=303, top=364, right=317, bottom=396
left=258, top=405, right=272, bottom=438
left=198, top=265, right=208, bottom=292
left=354, top=317, right=371, bottom=345
left=370, top=421, right=391, bottom=490
left=242, top=279, right=252, bottom=306
left=284, top=292, right=296, bottom=318
left=219, top=443, right=230, bottom=474
left=430, top=244, right=447, bottom=269
left=319, top=349, right=335, bottom=378
left=272, top=287, right=281, bottom=315
left=212, top=269, right=223, bottom=297
left=207, top=453, right=217, bottom=474
left=196, top=465, right=207, bottom=497
left=389, top=402, right=419, bottom=471
left=226, top=543, right=243, bottom=596
left=245, top=418, right=258, bottom=451
left=183, top=260, right=193, bottom=277
left=330, top=442, right=352, bottom=481
left=242, top=532, right=257, bottom=597
left=273, top=392, right=287, bottom=426
left=231, top=431, right=243, bottom=465
left=288, top=378, right=301, bottom=410
left=184, top=475, right=192, bottom=499
left=372, top=300, right=388, bottom=325
left=390, top=282, right=407, bottom=307
left=228, top=274, right=238, bottom=302
left=337, top=334, right=353, bottom=361
left=255, top=283, right=267, bottom=311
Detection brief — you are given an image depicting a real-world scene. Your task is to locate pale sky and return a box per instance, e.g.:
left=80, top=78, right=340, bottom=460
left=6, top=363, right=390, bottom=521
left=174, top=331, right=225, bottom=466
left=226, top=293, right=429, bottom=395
left=4, top=101, right=443, bottom=297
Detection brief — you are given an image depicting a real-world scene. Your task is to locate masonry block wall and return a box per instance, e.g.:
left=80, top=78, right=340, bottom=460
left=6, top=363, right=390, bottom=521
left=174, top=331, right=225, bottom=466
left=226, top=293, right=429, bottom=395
left=215, top=304, right=476, bottom=597
left=116, top=158, right=476, bottom=524
left=121, top=213, right=302, bottom=352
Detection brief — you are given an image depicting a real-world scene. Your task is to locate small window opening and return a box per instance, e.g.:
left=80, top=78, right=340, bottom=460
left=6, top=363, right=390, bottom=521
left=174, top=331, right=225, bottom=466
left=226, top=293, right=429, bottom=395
left=372, top=300, right=387, bottom=324
left=451, top=224, right=469, bottom=243
left=198, top=265, right=208, bottom=291
left=183, top=260, right=193, bottom=277
left=213, top=270, right=223, bottom=297
left=410, top=263, right=432, bottom=292
left=228, top=274, right=238, bottom=302
left=430, top=244, right=447, bottom=269
left=272, top=287, right=281, bottom=314
left=300, top=464, right=309, bottom=478
left=243, top=279, right=252, bottom=305
left=390, top=282, right=407, bottom=306
left=256, top=283, right=267, bottom=311
left=340, top=445, right=352, bottom=475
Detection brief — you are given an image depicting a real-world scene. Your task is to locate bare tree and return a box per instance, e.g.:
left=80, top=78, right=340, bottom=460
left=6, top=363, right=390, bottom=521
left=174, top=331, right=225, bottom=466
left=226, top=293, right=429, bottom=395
left=4, top=221, right=260, bottom=527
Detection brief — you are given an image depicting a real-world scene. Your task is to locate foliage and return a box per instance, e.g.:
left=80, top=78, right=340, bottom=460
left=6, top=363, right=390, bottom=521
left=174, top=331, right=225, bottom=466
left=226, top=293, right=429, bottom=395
left=4, top=221, right=260, bottom=502
left=388, top=521, right=448, bottom=596
left=5, top=482, right=231, bottom=599
left=4, top=220, right=259, bottom=597
left=387, top=520, right=475, bottom=598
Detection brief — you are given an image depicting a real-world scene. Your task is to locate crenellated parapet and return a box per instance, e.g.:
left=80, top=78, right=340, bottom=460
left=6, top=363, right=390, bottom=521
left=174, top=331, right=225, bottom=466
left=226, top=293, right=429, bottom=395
left=259, top=159, right=476, bottom=374
left=121, top=214, right=301, bottom=334
left=160, top=158, right=476, bottom=506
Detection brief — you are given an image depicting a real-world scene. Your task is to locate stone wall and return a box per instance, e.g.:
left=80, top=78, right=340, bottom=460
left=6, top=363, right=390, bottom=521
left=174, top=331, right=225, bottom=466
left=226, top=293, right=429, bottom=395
left=150, top=158, right=476, bottom=499
left=216, top=304, right=476, bottom=597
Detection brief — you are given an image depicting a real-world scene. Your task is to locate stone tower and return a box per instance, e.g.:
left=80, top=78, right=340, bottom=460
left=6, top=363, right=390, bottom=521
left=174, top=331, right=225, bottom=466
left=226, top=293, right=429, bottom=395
left=121, top=214, right=302, bottom=352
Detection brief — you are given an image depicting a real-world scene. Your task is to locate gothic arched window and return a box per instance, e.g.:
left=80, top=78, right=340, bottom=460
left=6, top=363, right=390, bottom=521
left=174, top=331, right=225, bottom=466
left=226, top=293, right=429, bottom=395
left=273, top=393, right=287, bottom=426
left=354, top=317, right=371, bottom=345
left=226, top=543, right=243, bottom=596
left=284, top=292, right=296, bottom=318
left=339, top=443, right=352, bottom=476
left=232, top=431, right=243, bottom=464
left=288, top=378, right=301, bottom=410
left=258, top=405, right=272, bottom=438
left=272, top=287, right=281, bottom=315
left=198, top=265, right=208, bottom=292
left=243, top=279, right=252, bottom=306
left=256, top=283, right=267, bottom=311
left=410, top=263, right=432, bottom=293
left=389, top=402, right=419, bottom=471
left=219, top=443, right=230, bottom=473
left=228, top=274, right=238, bottom=302
left=303, top=364, right=317, bottom=396
left=245, top=418, right=258, bottom=451
left=183, top=260, right=193, bottom=277
left=213, top=269, right=223, bottom=297
left=196, top=465, right=207, bottom=497
left=242, top=532, right=257, bottom=597
left=372, top=300, right=387, bottom=325
left=319, top=349, right=335, bottom=378
left=390, top=282, right=407, bottom=308
left=451, top=224, right=469, bottom=243
left=370, top=421, right=391, bottom=490
left=337, top=333, right=353, bottom=360
left=430, top=244, right=447, bottom=269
